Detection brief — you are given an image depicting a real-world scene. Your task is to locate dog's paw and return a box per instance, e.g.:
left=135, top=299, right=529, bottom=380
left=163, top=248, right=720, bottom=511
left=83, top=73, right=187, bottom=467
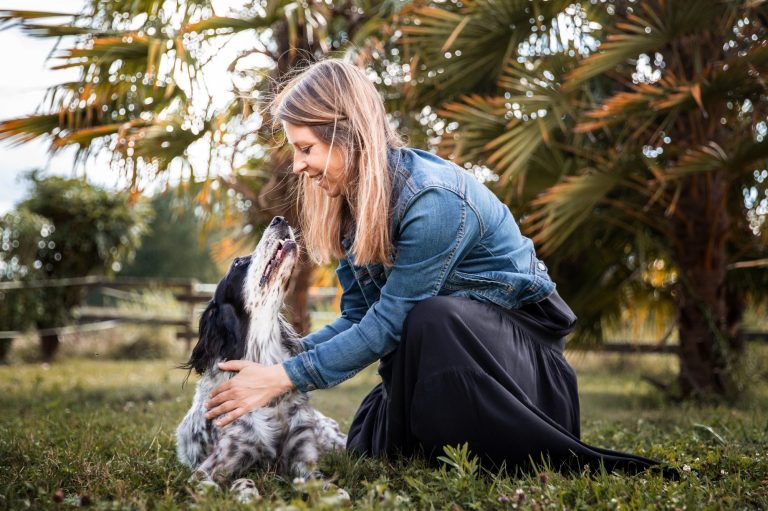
left=192, top=479, right=221, bottom=497
left=321, top=482, right=352, bottom=506
left=230, top=478, right=260, bottom=503
left=332, top=485, right=351, bottom=501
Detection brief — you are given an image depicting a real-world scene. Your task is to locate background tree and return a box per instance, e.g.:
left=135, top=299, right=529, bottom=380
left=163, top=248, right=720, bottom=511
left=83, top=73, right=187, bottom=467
left=400, top=0, right=768, bottom=399
left=120, top=190, right=221, bottom=282
left=0, top=0, right=408, bottom=335
left=0, top=172, right=149, bottom=361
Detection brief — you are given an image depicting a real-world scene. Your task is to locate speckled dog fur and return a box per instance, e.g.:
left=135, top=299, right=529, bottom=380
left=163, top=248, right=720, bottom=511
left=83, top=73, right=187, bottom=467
left=176, top=217, right=346, bottom=489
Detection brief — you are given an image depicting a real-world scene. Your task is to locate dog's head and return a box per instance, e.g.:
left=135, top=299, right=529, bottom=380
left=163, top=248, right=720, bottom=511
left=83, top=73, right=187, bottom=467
left=182, top=216, right=299, bottom=375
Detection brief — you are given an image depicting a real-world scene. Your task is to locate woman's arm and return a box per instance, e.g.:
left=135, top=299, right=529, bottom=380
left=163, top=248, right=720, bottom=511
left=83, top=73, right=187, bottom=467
left=301, top=256, right=368, bottom=351
left=282, top=186, right=481, bottom=391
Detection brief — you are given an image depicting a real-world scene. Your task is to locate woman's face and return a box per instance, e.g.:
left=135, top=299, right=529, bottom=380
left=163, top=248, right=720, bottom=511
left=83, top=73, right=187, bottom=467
left=283, top=122, right=346, bottom=198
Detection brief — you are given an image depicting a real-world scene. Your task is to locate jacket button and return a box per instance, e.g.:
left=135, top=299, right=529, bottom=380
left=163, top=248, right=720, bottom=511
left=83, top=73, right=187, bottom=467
left=536, top=261, right=547, bottom=271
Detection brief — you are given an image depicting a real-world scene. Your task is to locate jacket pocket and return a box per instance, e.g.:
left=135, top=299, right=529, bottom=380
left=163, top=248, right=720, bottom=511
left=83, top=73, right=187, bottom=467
left=444, top=270, right=516, bottom=309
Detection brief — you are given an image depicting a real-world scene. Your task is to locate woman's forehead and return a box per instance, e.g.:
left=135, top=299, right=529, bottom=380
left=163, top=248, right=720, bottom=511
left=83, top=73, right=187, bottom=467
left=283, top=122, right=318, bottom=145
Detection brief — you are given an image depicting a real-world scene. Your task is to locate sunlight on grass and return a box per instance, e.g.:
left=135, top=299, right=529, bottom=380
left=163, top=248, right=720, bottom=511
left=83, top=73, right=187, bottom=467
left=1, top=349, right=767, bottom=509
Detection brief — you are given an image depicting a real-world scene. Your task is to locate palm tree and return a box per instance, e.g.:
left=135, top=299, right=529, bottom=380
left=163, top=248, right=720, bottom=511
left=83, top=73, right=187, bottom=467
left=400, top=0, right=768, bottom=400
left=0, top=0, right=405, bottom=334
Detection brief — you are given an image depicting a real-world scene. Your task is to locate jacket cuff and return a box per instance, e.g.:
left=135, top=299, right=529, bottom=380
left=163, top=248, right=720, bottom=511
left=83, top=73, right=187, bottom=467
left=282, top=353, right=324, bottom=392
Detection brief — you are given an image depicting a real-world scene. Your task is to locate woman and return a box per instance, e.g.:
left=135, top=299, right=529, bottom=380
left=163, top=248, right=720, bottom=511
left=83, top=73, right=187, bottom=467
left=204, top=58, right=662, bottom=474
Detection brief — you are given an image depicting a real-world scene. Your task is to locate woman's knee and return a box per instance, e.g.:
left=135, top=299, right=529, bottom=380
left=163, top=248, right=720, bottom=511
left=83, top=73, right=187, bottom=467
left=403, top=296, right=463, bottom=337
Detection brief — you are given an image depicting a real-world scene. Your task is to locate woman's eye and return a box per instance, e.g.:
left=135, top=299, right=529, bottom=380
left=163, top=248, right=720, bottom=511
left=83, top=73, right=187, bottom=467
left=299, top=146, right=311, bottom=154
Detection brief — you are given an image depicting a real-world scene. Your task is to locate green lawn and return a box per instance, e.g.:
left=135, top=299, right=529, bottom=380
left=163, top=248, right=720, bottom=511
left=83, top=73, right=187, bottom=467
left=1, top=348, right=767, bottom=510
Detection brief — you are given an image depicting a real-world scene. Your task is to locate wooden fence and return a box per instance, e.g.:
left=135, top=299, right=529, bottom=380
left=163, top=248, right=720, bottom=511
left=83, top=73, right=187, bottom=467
left=1, top=276, right=766, bottom=353
left=0, top=277, right=339, bottom=351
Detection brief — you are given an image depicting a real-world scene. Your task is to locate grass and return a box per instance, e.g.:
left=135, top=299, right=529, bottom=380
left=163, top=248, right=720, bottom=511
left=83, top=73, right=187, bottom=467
left=1, top=345, right=767, bottom=510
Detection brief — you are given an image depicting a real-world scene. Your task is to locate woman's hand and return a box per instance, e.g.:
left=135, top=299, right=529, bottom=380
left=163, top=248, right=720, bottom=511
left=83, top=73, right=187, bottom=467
left=204, top=361, right=295, bottom=427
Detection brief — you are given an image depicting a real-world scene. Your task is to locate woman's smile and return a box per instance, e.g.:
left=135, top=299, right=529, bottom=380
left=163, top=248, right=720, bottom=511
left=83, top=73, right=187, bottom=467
left=283, top=122, right=346, bottom=197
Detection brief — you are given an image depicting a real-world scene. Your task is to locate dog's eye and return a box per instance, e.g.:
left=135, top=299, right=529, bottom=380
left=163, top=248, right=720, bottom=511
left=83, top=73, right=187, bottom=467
left=233, top=257, right=243, bottom=267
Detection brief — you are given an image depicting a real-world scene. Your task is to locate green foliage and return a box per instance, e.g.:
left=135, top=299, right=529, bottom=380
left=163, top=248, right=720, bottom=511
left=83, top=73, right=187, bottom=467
left=108, top=332, right=172, bottom=360
left=0, top=172, right=150, bottom=332
left=120, top=191, right=221, bottom=282
left=0, top=209, right=48, bottom=332
left=399, top=1, right=768, bottom=398
left=0, top=0, right=407, bottom=195
left=1, top=355, right=767, bottom=509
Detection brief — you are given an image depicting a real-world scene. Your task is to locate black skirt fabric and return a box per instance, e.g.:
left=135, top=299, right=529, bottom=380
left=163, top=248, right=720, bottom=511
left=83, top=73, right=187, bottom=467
left=346, top=293, right=662, bottom=475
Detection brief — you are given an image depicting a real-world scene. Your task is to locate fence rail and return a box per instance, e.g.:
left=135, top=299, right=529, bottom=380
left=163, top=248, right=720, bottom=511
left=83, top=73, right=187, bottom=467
left=0, top=278, right=340, bottom=350
left=1, top=277, right=766, bottom=353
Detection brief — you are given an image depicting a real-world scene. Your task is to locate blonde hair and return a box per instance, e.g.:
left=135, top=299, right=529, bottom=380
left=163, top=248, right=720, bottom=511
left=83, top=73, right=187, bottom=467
left=270, top=58, right=404, bottom=266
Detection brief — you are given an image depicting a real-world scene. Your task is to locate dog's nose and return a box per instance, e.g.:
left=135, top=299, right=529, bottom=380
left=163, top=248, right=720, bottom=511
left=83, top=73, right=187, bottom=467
left=270, top=216, right=286, bottom=227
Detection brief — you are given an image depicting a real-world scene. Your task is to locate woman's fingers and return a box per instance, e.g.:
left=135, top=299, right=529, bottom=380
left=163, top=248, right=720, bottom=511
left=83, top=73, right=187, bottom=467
left=200, top=363, right=292, bottom=427
left=205, top=398, right=238, bottom=421
left=218, top=360, right=251, bottom=372
left=205, top=388, right=235, bottom=410
left=215, top=407, right=247, bottom=427
left=208, top=379, right=231, bottom=399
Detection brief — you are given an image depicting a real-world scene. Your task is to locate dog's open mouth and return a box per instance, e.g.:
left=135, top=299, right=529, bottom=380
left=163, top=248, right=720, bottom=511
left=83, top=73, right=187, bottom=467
left=259, top=238, right=297, bottom=287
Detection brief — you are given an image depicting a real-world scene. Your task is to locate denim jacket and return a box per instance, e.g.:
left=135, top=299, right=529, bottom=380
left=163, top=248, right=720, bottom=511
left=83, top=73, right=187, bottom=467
left=282, top=147, right=555, bottom=392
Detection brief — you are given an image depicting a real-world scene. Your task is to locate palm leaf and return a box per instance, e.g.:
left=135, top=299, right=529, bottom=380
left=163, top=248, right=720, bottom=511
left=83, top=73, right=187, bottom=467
left=182, top=15, right=279, bottom=36
left=0, top=10, right=78, bottom=30
left=437, top=94, right=507, bottom=164
left=0, top=114, right=62, bottom=146
left=401, top=0, right=572, bottom=102
left=565, top=0, right=728, bottom=88
left=667, top=138, right=768, bottom=179
left=526, top=170, right=622, bottom=255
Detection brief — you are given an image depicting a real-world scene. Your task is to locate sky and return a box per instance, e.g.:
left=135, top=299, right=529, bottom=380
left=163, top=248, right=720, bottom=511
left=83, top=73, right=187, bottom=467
left=0, top=0, right=250, bottom=214
left=0, top=0, right=85, bottom=213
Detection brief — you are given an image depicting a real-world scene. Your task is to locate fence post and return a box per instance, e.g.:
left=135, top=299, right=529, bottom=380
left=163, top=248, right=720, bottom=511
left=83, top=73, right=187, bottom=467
left=184, top=280, right=196, bottom=352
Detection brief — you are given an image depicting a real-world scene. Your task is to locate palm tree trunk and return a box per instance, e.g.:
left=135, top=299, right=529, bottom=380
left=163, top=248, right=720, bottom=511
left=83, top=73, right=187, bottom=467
left=250, top=21, right=318, bottom=336
left=673, top=173, right=741, bottom=400
left=285, top=258, right=314, bottom=334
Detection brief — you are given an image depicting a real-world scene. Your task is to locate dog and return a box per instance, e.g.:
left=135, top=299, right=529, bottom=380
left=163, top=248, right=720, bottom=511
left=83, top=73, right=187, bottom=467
left=175, top=216, right=347, bottom=497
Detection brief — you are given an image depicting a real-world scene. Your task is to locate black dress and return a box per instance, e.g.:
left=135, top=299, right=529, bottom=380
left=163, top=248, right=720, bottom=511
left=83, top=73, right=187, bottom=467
left=346, top=292, right=664, bottom=475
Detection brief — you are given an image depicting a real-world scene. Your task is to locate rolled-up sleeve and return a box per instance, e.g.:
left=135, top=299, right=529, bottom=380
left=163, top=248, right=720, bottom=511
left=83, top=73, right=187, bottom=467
left=282, top=187, right=481, bottom=392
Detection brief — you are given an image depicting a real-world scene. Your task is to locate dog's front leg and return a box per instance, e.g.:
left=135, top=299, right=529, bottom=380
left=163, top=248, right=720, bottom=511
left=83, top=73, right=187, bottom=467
left=280, top=407, right=322, bottom=478
left=197, top=417, right=279, bottom=485
left=176, top=401, right=212, bottom=468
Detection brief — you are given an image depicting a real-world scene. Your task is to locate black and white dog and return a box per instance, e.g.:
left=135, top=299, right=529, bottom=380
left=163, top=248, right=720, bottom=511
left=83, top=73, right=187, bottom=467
left=176, top=216, right=346, bottom=495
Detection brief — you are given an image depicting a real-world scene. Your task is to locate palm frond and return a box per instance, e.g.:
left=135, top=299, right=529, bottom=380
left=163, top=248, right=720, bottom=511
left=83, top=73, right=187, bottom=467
left=52, top=34, right=152, bottom=67
left=0, top=10, right=78, bottom=30
left=565, top=0, right=728, bottom=88
left=437, top=94, right=507, bottom=164
left=526, top=170, right=622, bottom=255
left=0, top=114, right=60, bottom=146
left=117, top=116, right=210, bottom=170
left=182, top=15, right=279, bottom=36
left=667, top=138, right=768, bottom=179
left=401, top=0, right=572, bottom=102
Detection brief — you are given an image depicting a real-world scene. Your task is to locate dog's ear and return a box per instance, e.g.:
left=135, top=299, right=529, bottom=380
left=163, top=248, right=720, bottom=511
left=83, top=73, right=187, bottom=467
left=181, top=300, right=244, bottom=375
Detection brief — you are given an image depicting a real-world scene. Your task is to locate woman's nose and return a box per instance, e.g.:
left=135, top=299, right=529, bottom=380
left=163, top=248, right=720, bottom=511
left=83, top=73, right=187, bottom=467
left=292, top=155, right=307, bottom=174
